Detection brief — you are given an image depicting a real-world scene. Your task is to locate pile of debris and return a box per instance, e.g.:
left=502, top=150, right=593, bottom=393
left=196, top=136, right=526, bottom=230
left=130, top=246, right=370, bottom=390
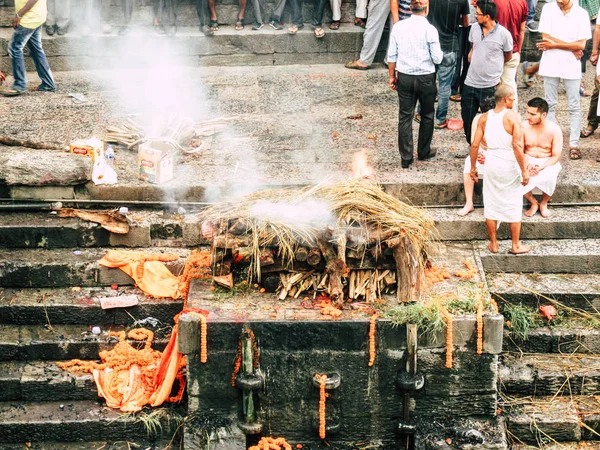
left=201, top=179, right=436, bottom=303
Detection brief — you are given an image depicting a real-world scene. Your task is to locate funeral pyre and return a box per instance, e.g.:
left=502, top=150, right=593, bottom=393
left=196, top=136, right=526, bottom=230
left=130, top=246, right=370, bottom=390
left=200, top=179, right=436, bottom=303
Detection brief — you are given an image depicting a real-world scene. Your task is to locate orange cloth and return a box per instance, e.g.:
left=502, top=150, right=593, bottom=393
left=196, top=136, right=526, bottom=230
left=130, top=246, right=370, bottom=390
left=99, top=250, right=184, bottom=299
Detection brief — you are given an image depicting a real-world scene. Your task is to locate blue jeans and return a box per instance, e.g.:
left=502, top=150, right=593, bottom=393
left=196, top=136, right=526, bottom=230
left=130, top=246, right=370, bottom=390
left=436, top=51, right=457, bottom=124
left=8, top=25, right=55, bottom=92
left=527, top=0, right=538, bottom=24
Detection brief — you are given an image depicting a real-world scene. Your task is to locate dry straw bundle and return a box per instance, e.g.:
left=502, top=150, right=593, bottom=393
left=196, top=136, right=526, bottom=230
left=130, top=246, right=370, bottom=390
left=201, top=178, right=436, bottom=303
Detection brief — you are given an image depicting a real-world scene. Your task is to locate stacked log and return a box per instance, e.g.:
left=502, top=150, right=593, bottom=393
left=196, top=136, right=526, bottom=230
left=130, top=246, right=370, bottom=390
left=207, top=218, right=415, bottom=304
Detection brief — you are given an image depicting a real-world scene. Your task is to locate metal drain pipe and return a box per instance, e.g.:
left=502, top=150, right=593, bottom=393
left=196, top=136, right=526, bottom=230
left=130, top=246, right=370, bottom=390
left=2, top=198, right=600, bottom=211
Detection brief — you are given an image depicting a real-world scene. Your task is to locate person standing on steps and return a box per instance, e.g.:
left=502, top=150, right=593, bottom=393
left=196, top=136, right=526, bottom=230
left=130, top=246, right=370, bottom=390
left=536, top=0, right=591, bottom=160
left=469, top=84, right=530, bottom=255
left=388, top=0, right=443, bottom=169
left=344, top=0, right=412, bottom=70
left=1, top=0, right=56, bottom=97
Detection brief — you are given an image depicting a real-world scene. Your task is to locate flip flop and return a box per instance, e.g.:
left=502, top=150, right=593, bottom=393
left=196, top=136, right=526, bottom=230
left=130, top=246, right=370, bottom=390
left=314, top=27, right=325, bottom=39
left=329, top=20, right=340, bottom=30
left=209, top=19, right=219, bottom=31
left=235, top=19, right=244, bottom=31
left=288, top=24, right=304, bottom=34
left=344, top=60, right=369, bottom=70
left=0, top=89, right=26, bottom=97
left=354, top=18, right=366, bottom=28
left=450, top=94, right=461, bottom=102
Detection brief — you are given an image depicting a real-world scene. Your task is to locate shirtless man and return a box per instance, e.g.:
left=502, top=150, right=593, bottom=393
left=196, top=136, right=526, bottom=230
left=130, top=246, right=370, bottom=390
left=522, top=97, right=563, bottom=218
left=470, top=84, right=530, bottom=254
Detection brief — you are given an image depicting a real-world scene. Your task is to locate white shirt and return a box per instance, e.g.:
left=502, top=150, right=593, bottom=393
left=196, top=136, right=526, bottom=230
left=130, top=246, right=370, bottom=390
left=387, top=15, right=443, bottom=75
left=538, top=1, right=591, bottom=80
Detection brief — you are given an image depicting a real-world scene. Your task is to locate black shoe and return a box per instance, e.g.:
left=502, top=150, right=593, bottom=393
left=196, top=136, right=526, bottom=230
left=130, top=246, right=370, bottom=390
left=45, top=25, right=55, bottom=36
left=401, top=160, right=413, bottom=169
left=269, top=20, right=283, bottom=30
left=201, top=25, right=214, bottom=36
left=118, top=26, right=130, bottom=36
left=252, top=22, right=264, bottom=30
left=166, top=25, right=177, bottom=36
left=418, top=152, right=437, bottom=161
left=56, top=26, right=68, bottom=35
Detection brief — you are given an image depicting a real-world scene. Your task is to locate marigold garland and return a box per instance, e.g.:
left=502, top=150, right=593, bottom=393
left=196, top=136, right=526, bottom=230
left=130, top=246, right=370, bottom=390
left=476, top=299, right=484, bottom=355
left=442, top=309, right=453, bottom=369
left=368, top=314, right=379, bottom=367
left=317, top=374, right=328, bottom=439
left=454, top=260, right=477, bottom=279
left=248, top=437, right=292, bottom=450
left=231, top=340, right=243, bottom=387
left=180, top=250, right=212, bottom=307
left=489, top=298, right=499, bottom=314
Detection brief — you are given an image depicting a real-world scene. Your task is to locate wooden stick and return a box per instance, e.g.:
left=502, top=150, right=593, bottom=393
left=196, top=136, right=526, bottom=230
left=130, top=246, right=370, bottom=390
left=0, top=136, right=66, bottom=151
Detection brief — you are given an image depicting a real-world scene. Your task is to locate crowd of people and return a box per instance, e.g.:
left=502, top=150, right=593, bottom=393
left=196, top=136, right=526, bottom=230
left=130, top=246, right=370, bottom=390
left=1, top=0, right=599, bottom=253
left=386, top=0, right=595, bottom=254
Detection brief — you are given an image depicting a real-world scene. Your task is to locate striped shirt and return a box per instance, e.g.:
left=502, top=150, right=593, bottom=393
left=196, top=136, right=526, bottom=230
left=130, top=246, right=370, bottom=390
left=399, top=0, right=412, bottom=20
left=387, top=15, right=443, bottom=75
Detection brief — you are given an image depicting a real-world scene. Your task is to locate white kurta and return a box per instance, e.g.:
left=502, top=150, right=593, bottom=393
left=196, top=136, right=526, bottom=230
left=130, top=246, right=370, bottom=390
left=483, top=109, right=523, bottom=223
left=522, top=155, right=561, bottom=197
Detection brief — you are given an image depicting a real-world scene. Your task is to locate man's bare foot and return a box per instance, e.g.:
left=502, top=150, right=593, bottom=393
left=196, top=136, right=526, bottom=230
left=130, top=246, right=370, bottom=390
left=510, top=244, right=531, bottom=255
left=524, top=202, right=539, bottom=217
left=539, top=204, right=552, bottom=218
left=457, top=205, right=475, bottom=216
left=488, top=242, right=499, bottom=253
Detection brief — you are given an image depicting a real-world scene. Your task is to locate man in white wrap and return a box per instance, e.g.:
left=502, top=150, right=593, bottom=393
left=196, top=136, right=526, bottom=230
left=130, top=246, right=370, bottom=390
left=522, top=97, right=563, bottom=218
left=470, top=84, right=530, bottom=254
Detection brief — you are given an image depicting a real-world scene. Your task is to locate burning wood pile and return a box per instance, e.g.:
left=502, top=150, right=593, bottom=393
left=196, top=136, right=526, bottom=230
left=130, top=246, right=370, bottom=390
left=104, top=115, right=234, bottom=154
left=201, top=179, right=436, bottom=303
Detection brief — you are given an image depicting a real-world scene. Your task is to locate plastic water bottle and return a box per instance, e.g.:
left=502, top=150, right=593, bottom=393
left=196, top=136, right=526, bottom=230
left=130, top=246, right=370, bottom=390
left=105, top=145, right=115, bottom=167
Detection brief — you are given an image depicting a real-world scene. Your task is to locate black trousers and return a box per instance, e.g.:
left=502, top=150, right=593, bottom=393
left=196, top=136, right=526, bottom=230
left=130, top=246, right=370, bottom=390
left=451, top=25, right=470, bottom=96
left=460, top=84, right=495, bottom=144
left=153, top=0, right=177, bottom=26
left=196, top=0, right=209, bottom=26
left=396, top=72, right=436, bottom=164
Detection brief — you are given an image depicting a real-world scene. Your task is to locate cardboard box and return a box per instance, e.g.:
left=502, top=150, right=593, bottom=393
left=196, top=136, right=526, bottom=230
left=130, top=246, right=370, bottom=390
left=138, top=142, right=175, bottom=184
left=70, top=138, right=102, bottom=162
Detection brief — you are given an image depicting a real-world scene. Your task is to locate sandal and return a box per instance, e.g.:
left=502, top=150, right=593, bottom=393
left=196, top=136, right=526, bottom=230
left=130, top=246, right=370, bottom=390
left=209, top=19, right=219, bottom=31
left=344, top=60, right=369, bottom=70
left=288, top=24, right=304, bottom=34
left=354, top=17, right=366, bottom=28
left=314, top=26, right=325, bottom=38
left=449, top=94, right=461, bottom=102
left=235, top=18, right=244, bottom=30
left=329, top=20, right=340, bottom=30
left=581, top=126, right=596, bottom=138
left=580, top=86, right=592, bottom=97
left=570, top=147, right=582, bottom=160
left=413, top=113, right=421, bottom=123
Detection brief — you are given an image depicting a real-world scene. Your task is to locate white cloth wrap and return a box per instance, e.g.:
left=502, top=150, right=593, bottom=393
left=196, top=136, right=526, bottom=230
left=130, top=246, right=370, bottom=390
left=483, top=149, right=523, bottom=223
left=521, top=154, right=561, bottom=197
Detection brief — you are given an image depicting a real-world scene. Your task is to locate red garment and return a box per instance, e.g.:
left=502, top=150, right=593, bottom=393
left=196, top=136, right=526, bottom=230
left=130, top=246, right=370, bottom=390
left=494, top=0, right=528, bottom=54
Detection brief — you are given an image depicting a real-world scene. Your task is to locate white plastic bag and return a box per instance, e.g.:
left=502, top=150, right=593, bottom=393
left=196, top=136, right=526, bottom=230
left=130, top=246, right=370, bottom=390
left=92, top=147, right=118, bottom=185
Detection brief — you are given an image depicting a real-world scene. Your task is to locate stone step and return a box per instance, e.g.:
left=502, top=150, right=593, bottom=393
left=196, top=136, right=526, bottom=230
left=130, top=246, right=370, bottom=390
left=431, top=207, right=600, bottom=241
left=0, top=1, right=360, bottom=29
left=0, top=24, right=373, bottom=72
left=503, top=325, right=600, bottom=355
left=0, top=286, right=184, bottom=325
left=504, top=395, right=600, bottom=444
left=0, top=360, right=96, bottom=402
left=0, top=442, right=174, bottom=450
left=512, top=444, right=600, bottom=450
left=0, top=247, right=189, bottom=288
left=487, top=273, right=600, bottom=313
left=0, top=400, right=178, bottom=443
left=0, top=210, right=208, bottom=249
left=0, top=324, right=169, bottom=362
left=2, top=206, right=600, bottom=250
left=478, top=239, right=600, bottom=274
left=499, top=353, right=600, bottom=397
left=503, top=396, right=582, bottom=444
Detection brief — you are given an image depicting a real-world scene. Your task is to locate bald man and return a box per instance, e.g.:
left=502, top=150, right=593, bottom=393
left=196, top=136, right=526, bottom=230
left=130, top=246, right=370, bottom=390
left=470, top=84, right=530, bottom=254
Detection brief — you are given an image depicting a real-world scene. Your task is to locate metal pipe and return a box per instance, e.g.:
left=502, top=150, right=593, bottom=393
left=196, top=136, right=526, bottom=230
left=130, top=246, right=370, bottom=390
left=2, top=198, right=600, bottom=210
left=0, top=202, right=63, bottom=211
